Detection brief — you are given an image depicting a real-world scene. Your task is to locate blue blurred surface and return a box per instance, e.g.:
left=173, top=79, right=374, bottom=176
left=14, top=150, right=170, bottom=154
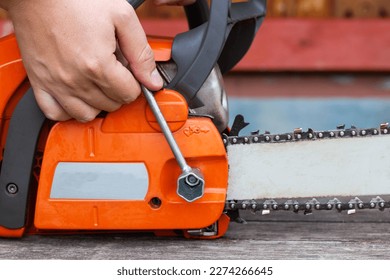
left=229, top=97, right=390, bottom=134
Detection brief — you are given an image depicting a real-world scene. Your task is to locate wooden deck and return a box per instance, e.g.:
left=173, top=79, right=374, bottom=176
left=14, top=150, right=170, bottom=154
left=0, top=210, right=389, bottom=260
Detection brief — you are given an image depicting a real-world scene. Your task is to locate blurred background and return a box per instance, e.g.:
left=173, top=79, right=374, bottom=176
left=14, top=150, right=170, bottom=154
left=1, top=0, right=390, bottom=134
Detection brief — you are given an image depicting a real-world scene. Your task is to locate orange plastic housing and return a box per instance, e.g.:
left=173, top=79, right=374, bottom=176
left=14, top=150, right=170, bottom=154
left=34, top=89, right=228, bottom=232
left=0, top=34, right=27, bottom=161
left=0, top=33, right=229, bottom=238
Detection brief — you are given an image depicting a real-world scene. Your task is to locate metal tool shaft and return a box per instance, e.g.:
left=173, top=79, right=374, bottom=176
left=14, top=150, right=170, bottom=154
left=142, top=86, right=191, bottom=173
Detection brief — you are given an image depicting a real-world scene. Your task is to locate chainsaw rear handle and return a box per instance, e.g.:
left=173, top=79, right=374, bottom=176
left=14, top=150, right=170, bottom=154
left=129, top=0, right=266, bottom=107
left=167, top=0, right=266, bottom=107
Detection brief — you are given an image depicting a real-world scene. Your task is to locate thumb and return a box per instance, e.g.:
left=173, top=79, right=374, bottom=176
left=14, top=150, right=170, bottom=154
left=114, top=5, right=163, bottom=90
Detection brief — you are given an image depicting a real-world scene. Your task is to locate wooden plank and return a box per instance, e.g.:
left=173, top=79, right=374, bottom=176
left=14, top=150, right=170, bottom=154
left=0, top=220, right=389, bottom=259
left=140, top=18, right=390, bottom=72
left=241, top=18, right=390, bottom=71
left=334, top=0, right=390, bottom=18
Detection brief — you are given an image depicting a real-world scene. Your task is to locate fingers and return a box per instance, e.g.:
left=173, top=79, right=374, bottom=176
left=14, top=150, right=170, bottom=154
left=34, top=83, right=122, bottom=122
left=113, top=4, right=163, bottom=91
left=33, top=88, right=72, bottom=121
left=97, top=55, right=142, bottom=104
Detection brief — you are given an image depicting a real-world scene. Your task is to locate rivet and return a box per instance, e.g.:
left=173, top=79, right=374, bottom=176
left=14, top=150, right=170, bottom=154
left=6, top=183, right=18, bottom=195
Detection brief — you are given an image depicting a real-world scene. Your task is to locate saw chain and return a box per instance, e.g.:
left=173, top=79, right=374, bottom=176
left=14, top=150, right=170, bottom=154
left=225, top=197, right=390, bottom=216
left=223, top=115, right=390, bottom=216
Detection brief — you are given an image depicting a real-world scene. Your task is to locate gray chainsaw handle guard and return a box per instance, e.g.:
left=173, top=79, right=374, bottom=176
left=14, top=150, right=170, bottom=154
left=168, top=0, right=266, bottom=108
left=131, top=0, right=266, bottom=108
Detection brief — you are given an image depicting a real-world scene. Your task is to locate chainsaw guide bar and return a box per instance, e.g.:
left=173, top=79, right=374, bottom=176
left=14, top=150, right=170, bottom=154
left=225, top=115, right=390, bottom=217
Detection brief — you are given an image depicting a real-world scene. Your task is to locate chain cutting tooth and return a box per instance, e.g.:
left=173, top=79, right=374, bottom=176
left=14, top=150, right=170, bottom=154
left=250, top=201, right=257, bottom=211
left=380, top=123, right=389, bottom=129
left=337, top=124, right=346, bottom=129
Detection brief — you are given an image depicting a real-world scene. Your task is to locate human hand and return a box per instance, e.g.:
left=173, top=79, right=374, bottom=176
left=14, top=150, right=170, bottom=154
left=2, top=0, right=164, bottom=122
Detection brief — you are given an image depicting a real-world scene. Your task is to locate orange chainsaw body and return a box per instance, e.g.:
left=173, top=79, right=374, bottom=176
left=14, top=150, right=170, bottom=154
left=0, top=34, right=229, bottom=238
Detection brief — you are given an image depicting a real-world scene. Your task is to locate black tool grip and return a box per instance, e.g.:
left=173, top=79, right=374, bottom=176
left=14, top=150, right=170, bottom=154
left=127, top=0, right=145, bottom=9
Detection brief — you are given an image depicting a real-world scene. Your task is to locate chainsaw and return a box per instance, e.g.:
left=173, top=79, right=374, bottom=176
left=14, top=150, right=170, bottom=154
left=1, top=0, right=389, bottom=240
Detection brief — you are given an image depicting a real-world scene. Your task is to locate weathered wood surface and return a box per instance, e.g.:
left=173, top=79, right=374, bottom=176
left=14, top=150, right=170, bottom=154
left=1, top=210, right=389, bottom=260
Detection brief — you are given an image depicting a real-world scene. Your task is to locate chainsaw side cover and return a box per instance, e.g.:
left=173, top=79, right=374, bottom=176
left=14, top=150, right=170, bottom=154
left=34, top=89, right=228, bottom=231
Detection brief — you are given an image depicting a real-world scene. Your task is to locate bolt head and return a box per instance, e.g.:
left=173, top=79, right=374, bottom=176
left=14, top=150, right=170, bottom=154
left=177, top=170, right=204, bottom=202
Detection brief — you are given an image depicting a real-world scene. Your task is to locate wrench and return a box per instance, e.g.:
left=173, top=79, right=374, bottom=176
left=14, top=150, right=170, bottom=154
left=142, top=86, right=205, bottom=202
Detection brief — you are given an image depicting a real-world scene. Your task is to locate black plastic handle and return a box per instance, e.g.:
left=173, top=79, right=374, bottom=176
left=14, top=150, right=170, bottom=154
left=167, top=0, right=266, bottom=107
left=126, top=0, right=266, bottom=108
left=127, top=0, right=145, bottom=9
